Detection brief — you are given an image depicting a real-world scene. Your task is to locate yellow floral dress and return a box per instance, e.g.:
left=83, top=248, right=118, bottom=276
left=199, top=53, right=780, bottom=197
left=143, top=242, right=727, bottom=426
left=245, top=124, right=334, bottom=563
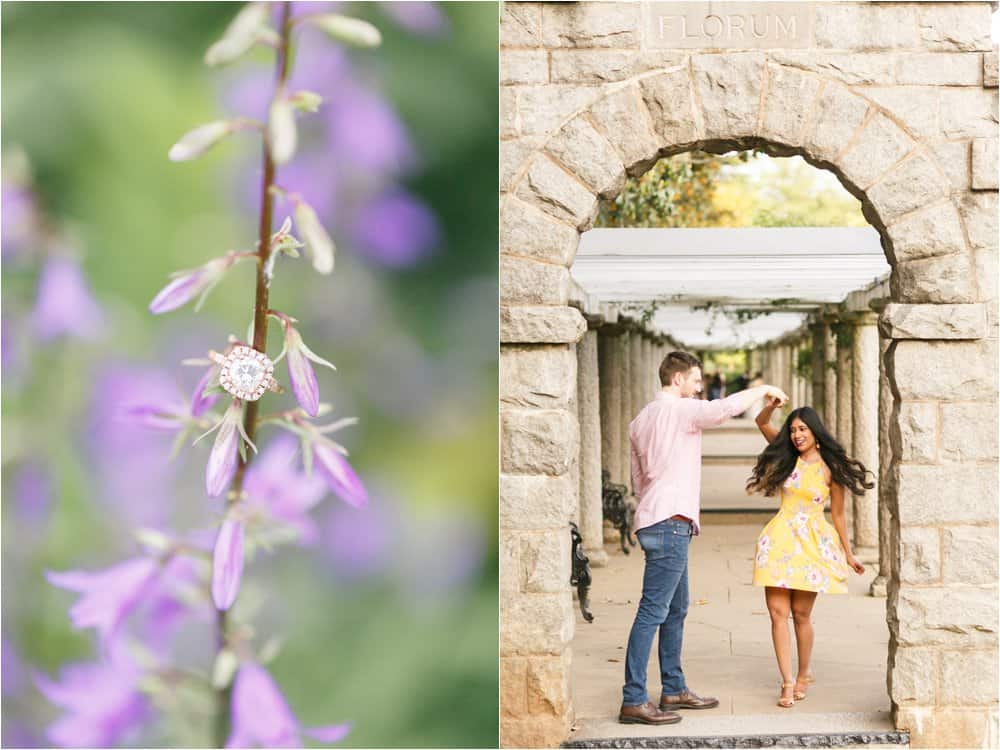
left=752, top=457, right=849, bottom=594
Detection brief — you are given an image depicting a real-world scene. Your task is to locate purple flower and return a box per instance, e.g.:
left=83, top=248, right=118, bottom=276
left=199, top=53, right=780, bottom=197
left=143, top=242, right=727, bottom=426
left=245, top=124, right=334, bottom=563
left=283, top=325, right=336, bottom=417
left=325, top=81, right=415, bottom=176
left=13, top=462, right=52, bottom=525
left=379, top=2, right=450, bottom=36
left=202, top=400, right=256, bottom=498
left=149, top=253, right=248, bottom=315
left=324, top=491, right=395, bottom=579
left=3, top=637, right=25, bottom=697
left=212, top=517, right=245, bottom=611
left=31, top=256, right=104, bottom=341
left=45, top=557, right=160, bottom=651
left=352, top=189, right=439, bottom=267
left=191, top=364, right=221, bottom=417
left=33, top=644, right=150, bottom=748
left=314, top=441, right=367, bottom=508
left=226, top=661, right=351, bottom=748
left=245, top=434, right=327, bottom=545
left=89, top=364, right=184, bottom=529
left=1, top=183, right=37, bottom=259
left=136, top=555, right=206, bottom=655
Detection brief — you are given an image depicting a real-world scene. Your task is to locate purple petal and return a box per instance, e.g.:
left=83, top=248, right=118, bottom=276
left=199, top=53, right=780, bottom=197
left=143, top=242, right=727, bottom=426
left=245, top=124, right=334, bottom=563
left=148, top=270, right=205, bottom=314
left=379, top=2, right=450, bottom=36
left=120, top=403, right=184, bottom=431
left=304, top=723, right=352, bottom=743
left=206, top=408, right=240, bottom=497
left=352, top=189, right=440, bottom=268
left=314, top=444, right=367, bottom=508
left=191, top=366, right=220, bottom=417
left=2, top=184, right=37, bottom=259
left=2, top=638, right=25, bottom=697
left=287, top=345, right=320, bottom=417
left=212, top=518, right=245, bottom=611
left=14, top=463, right=52, bottom=525
left=326, top=83, right=415, bottom=176
left=33, top=648, right=149, bottom=748
left=228, top=662, right=301, bottom=748
left=47, top=558, right=160, bottom=650
left=32, top=257, right=104, bottom=341
left=244, top=435, right=328, bottom=544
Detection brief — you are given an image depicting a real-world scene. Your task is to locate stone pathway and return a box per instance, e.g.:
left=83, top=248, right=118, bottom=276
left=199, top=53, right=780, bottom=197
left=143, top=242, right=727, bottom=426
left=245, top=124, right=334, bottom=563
left=569, top=521, right=892, bottom=743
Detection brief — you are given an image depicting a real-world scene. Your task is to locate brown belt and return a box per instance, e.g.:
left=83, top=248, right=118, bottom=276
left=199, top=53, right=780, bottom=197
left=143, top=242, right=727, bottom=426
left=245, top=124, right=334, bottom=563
left=668, top=514, right=693, bottom=524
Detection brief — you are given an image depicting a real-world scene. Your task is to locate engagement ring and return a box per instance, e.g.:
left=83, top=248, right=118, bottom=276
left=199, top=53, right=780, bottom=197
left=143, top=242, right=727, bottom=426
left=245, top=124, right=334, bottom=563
left=209, top=346, right=281, bottom=401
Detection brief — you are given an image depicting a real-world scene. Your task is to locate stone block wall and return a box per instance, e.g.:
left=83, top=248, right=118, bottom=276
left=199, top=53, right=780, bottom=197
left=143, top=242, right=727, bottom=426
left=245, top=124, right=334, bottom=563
left=501, top=3, right=998, bottom=746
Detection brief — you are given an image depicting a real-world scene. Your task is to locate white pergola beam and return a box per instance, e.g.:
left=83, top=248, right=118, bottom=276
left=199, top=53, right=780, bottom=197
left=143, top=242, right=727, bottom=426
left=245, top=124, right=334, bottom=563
left=571, top=226, right=892, bottom=349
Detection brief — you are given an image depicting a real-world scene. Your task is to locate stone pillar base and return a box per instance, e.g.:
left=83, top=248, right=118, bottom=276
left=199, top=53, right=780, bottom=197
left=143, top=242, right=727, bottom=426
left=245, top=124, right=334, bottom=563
left=895, top=705, right=998, bottom=749
left=603, top=519, right=621, bottom=545
left=501, top=713, right=572, bottom=749
left=584, top=546, right=609, bottom=567
left=869, top=574, right=887, bottom=598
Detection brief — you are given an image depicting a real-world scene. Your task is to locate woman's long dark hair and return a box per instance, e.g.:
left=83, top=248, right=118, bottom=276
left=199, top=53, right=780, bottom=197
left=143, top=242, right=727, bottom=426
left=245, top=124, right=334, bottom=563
left=746, top=406, right=875, bottom=497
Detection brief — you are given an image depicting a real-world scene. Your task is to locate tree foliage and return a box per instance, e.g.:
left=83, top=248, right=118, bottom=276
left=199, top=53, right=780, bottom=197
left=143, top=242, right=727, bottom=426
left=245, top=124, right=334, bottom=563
left=597, top=150, right=866, bottom=228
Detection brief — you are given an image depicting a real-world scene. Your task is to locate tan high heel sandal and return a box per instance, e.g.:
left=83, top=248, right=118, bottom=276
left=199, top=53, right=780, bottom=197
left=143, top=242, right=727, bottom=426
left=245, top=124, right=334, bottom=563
left=793, top=673, right=815, bottom=701
left=777, top=682, right=795, bottom=708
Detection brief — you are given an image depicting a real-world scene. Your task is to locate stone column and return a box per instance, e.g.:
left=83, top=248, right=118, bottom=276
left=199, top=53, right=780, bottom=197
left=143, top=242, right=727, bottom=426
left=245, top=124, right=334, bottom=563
left=628, top=332, right=645, bottom=494
left=810, top=322, right=826, bottom=417
left=822, top=321, right=838, bottom=432
left=835, top=323, right=855, bottom=532
left=646, top=337, right=656, bottom=401
left=783, top=344, right=794, bottom=405
left=796, top=341, right=807, bottom=407
left=577, top=328, right=608, bottom=567
left=619, top=331, right=635, bottom=487
left=870, top=333, right=891, bottom=597
left=619, top=329, right=633, bottom=491
left=598, top=330, right=623, bottom=486
left=851, top=313, right=879, bottom=562
left=500, top=337, right=579, bottom=750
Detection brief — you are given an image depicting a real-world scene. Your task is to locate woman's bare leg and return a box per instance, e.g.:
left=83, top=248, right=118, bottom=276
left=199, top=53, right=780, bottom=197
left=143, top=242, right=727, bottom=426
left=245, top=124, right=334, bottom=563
left=765, top=587, right=794, bottom=701
left=791, top=589, right=818, bottom=689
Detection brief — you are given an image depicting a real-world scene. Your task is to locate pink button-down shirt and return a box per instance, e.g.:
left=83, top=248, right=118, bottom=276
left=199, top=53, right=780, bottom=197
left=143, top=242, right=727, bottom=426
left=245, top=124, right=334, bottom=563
left=629, top=391, right=746, bottom=536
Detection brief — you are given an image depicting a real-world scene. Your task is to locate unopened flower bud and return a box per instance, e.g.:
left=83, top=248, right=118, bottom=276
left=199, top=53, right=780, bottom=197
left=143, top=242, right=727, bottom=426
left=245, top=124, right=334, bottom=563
left=293, top=200, right=334, bottom=274
left=308, top=13, right=382, bottom=47
left=205, top=2, right=270, bottom=66
left=168, top=121, right=234, bottom=162
left=268, top=96, right=297, bottom=166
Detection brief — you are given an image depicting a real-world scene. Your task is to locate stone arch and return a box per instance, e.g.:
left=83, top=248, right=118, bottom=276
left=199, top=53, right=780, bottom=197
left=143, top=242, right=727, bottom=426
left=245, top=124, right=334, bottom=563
left=501, top=36, right=997, bottom=750
left=503, top=56, right=976, bottom=309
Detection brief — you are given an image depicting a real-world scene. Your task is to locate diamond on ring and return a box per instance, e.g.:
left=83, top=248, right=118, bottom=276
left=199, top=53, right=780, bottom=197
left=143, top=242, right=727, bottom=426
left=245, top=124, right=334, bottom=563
left=217, top=346, right=276, bottom=401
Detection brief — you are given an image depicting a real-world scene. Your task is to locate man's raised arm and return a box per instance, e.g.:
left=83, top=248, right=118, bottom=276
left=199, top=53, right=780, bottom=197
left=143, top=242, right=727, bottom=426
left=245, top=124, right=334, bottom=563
left=686, top=385, right=788, bottom=429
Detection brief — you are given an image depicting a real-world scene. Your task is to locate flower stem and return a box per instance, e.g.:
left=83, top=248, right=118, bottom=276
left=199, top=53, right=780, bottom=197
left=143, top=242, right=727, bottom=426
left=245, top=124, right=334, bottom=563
left=213, top=3, right=293, bottom=747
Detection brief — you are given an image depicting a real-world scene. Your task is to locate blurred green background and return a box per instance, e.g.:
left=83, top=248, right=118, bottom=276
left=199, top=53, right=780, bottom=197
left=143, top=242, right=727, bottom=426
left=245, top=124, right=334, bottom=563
left=2, top=2, right=498, bottom=747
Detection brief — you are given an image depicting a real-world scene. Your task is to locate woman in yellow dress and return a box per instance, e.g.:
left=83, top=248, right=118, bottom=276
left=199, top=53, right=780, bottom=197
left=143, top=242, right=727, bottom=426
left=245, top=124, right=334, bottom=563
left=747, top=398, right=874, bottom=709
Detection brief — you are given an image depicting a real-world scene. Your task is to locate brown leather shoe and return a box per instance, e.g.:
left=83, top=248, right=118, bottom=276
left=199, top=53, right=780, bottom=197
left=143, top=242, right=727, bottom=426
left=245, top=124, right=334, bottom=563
left=618, top=701, right=682, bottom=725
left=659, top=689, right=720, bottom=710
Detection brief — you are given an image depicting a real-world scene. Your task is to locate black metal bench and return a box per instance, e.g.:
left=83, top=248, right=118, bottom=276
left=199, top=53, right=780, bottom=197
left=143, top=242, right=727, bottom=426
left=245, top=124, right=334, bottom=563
left=602, top=470, right=635, bottom=554
left=569, top=522, right=594, bottom=623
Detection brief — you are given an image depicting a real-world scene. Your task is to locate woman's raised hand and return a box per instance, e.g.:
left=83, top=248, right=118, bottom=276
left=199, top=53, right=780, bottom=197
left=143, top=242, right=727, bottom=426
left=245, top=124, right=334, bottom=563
left=765, top=387, right=789, bottom=407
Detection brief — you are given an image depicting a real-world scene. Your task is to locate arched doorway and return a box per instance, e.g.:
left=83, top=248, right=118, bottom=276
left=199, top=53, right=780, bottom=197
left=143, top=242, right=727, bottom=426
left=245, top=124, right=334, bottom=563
left=500, top=6, right=998, bottom=747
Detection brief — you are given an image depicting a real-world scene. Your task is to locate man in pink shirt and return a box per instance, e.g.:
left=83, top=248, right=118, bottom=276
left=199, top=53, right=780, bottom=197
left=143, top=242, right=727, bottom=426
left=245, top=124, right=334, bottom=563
left=619, top=351, right=788, bottom=725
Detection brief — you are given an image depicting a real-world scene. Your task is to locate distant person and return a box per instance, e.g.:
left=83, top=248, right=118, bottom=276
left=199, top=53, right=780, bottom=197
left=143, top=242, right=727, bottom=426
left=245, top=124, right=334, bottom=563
left=707, top=372, right=726, bottom=400
left=618, top=351, right=788, bottom=725
left=748, top=401, right=875, bottom=708
left=732, top=371, right=750, bottom=415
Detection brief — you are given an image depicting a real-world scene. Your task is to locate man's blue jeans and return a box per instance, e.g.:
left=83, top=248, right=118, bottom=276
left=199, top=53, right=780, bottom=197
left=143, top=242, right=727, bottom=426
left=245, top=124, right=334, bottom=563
left=622, top=518, right=692, bottom=706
